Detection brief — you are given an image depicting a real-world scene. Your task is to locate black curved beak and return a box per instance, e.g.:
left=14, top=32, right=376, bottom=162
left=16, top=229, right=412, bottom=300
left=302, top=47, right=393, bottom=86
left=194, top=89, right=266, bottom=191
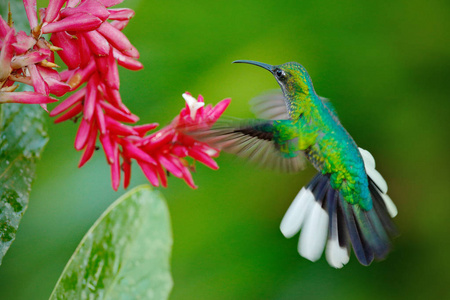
left=232, top=60, right=274, bottom=73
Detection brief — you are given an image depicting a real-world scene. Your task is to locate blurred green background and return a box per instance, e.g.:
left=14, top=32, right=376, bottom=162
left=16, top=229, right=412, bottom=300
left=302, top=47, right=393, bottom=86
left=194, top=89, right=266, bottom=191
left=1, top=0, right=450, bottom=299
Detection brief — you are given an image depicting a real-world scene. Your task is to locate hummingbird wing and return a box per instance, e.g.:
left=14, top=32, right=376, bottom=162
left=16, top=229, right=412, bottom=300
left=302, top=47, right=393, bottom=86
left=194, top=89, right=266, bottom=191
left=249, top=90, right=290, bottom=120
left=249, top=90, right=340, bottom=122
left=189, top=117, right=306, bottom=173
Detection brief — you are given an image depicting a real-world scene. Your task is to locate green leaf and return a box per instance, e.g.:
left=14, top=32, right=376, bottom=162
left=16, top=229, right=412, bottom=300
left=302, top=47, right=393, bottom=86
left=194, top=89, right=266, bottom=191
left=49, top=185, right=173, bottom=300
left=0, top=103, right=48, bottom=265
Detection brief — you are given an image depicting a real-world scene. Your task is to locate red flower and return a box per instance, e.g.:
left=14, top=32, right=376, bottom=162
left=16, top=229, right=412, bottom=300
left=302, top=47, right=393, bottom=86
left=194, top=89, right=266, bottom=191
left=0, top=16, right=60, bottom=106
left=3, top=1, right=232, bottom=190
left=52, top=91, right=230, bottom=190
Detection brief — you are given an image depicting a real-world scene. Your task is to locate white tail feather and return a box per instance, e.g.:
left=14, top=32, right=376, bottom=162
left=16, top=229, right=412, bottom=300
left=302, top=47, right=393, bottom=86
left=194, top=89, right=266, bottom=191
left=298, top=201, right=329, bottom=262
left=359, top=147, right=397, bottom=217
left=366, top=167, right=388, bottom=194
left=380, top=193, right=398, bottom=218
left=278, top=148, right=397, bottom=268
left=280, top=188, right=314, bottom=238
left=359, top=147, right=375, bottom=170
left=326, top=238, right=349, bottom=268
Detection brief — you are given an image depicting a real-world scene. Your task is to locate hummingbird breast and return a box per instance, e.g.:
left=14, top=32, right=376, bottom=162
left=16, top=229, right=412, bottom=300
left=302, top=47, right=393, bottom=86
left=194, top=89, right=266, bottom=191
left=298, top=108, right=371, bottom=208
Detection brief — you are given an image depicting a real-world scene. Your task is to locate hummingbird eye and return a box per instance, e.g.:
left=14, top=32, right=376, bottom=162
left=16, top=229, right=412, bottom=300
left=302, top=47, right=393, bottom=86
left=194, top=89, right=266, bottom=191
left=275, top=69, right=286, bottom=79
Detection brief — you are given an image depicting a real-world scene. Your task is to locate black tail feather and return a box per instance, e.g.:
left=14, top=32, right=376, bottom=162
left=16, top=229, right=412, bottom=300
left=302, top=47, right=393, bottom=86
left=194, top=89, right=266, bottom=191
left=309, top=173, right=396, bottom=266
left=369, top=181, right=398, bottom=237
left=341, top=198, right=374, bottom=266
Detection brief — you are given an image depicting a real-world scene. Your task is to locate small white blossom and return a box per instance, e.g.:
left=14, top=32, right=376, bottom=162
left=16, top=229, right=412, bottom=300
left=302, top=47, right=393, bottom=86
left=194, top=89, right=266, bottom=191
left=182, top=93, right=204, bottom=120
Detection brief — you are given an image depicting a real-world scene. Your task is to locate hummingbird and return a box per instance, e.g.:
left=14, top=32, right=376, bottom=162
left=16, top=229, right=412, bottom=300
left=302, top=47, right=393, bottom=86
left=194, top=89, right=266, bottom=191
left=194, top=60, right=398, bottom=268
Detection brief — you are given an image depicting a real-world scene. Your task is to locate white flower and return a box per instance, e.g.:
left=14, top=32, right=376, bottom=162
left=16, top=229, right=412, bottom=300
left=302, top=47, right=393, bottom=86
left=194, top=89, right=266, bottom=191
left=182, top=92, right=204, bottom=120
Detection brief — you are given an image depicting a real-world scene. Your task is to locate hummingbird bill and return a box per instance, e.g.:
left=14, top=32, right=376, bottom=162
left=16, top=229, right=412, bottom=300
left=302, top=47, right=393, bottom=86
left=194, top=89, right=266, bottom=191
left=189, top=60, right=398, bottom=268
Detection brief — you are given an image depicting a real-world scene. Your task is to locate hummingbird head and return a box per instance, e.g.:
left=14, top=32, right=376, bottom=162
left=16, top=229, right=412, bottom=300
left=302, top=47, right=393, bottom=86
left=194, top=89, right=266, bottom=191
left=232, top=60, right=315, bottom=99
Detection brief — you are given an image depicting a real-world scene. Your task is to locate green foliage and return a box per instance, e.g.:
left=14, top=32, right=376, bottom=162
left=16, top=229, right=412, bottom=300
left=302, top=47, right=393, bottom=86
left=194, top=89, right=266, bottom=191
left=0, top=103, right=48, bottom=265
left=49, top=185, right=173, bottom=300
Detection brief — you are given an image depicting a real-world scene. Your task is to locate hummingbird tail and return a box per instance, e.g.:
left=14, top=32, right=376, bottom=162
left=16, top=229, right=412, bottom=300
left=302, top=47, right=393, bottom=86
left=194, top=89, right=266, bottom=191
left=280, top=149, right=398, bottom=268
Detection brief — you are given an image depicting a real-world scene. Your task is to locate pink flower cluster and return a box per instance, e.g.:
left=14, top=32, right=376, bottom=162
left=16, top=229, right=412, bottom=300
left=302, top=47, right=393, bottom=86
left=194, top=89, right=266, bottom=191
left=0, top=0, right=231, bottom=190
left=54, top=88, right=230, bottom=190
left=0, top=11, right=60, bottom=106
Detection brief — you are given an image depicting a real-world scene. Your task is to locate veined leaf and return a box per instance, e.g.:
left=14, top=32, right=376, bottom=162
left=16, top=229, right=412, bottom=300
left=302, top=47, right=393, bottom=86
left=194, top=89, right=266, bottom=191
left=0, top=103, right=48, bottom=265
left=49, top=185, right=173, bottom=300
left=0, top=0, right=49, bottom=267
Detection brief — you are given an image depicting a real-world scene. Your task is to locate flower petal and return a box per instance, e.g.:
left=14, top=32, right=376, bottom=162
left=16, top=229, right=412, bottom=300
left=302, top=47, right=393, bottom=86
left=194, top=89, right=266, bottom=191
left=76, top=33, right=91, bottom=68
left=100, top=100, right=139, bottom=123
left=104, top=115, right=138, bottom=136
left=121, top=157, right=131, bottom=188
left=74, top=118, right=91, bottom=150
left=84, top=74, right=99, bottom=121
left=50, top=31, right=81, bottom=70
left=182, top=92, right=204, bottom=120
left=45, top=0, right=67, bottom=23
left=23, top=0, right=38, bottom=29
left=140, top=127, right=175, bottom=149
left=122, top=141, right=157, bottom=165
left=54, top=102, right=83, bottom=123
left=67, top=59, right=96, bottom=89
left=79, top=120, right=99, bottom=167
left=28, top=64, right=49, bottom=95
left=112, top=48, right=143, bottom=70
left=155, top=163, right=168, bottom=187
left=104, top=87, right=130, bottom=113
left=0, top=15, right=10, bottom=38
left=46, top=77, right=72, bottom=96
left=82, top=30, right=110, bottom=56
left=137, top=161, right=159, bottom=187
left=157, top=154, right=183, bottom=178
left=110, top=20, right=129, bottom=31
left=100, top=133, right=115, bottom=164
left=10, top=50, right=49, bottom=69
left=110, top=143, right=121, bottom=190
left=188, top=147, right=219, bottom=170
left=98, top=0, right=124, bottom=8
left=43, top=13, right=103, bottom=34
left=67, top=0, right=81, bottom=8
left=0, top=91, right=57, bottom=104
left=0, top=29, right=15, bottom=82
left=207, top=98, right=231, bottom=122
left=97, top=21, right=137, bottom=57
left=50, top=87, right=86, bottom=116
left=172, top=158, right=197, bottom=189
left=132, top=123, right=158, bottom=136
left=12, top=31, right=36, bottom=55
left=107, top=8, right=135, bottom=21
left=95, top=103, right=107, bottom=134
left=61, top=0, right=110, bottom=21
left=105, top=49, right=120, bottom=89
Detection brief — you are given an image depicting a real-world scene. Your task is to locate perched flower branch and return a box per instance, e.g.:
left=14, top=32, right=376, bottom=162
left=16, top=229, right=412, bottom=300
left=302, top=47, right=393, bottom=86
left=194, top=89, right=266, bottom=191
left=0, top=0, right=231, bottom=190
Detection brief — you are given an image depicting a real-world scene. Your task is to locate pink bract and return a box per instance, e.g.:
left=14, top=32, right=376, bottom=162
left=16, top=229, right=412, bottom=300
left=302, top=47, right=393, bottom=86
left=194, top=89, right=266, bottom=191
left=1, top=0, right=231, bottom=191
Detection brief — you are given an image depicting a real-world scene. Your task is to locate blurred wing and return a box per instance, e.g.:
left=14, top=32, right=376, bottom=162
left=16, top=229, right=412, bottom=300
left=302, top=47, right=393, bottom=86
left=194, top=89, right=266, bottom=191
left=249, top=90, right=339, bottom=122
left=249, top=90, right=290, bottom=120
left=190, top=118, right=306, bottom=173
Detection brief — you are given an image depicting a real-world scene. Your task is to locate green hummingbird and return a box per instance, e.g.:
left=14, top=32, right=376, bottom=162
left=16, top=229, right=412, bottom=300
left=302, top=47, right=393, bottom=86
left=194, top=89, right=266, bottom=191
left=195, top=60, right=398, bottom=268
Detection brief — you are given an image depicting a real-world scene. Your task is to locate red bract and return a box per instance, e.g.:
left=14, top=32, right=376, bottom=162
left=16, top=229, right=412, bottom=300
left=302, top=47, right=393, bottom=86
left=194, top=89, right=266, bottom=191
left=2, top=1, right=231, bottom=190
left=0, top=15, right=60, bottom=106
left=52, top=91, right=230, bottom=190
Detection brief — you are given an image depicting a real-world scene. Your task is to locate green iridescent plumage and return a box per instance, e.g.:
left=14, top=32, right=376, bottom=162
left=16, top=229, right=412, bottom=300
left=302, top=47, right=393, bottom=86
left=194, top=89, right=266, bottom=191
left=194, top=60, right=398, bottom=267
left=236, top=61, right=372, bottom=209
